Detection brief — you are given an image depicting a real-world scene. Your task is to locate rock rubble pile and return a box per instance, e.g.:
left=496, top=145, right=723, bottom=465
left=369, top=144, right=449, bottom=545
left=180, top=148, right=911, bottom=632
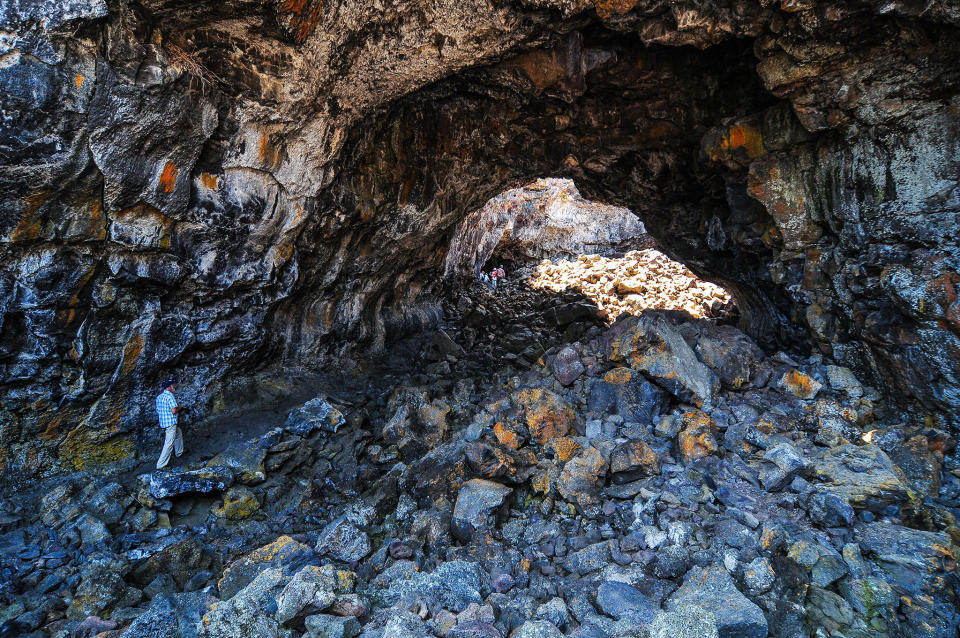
left=1, top=277, right=956, bottom=638
left=525, top=250, right=735, bottom=322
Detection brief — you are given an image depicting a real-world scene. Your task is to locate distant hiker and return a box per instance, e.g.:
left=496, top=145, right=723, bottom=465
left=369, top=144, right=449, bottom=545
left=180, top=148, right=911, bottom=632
left=480, top=270, right=489, bottom=286
left=490, top=269, right=498, bottom=292
left=155, top=378, right=184, bottom=469
left=496, top=265, right=506, bottom=280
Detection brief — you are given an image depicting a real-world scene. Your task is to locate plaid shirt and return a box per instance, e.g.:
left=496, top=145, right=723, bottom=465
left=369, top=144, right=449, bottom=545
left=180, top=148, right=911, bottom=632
left=156, top=390, right=178, bottom=428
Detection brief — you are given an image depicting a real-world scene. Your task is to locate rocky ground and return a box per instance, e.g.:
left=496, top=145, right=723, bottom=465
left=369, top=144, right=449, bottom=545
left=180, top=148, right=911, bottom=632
left=1, top=272, right=958, bottom=638
left=523, top=250, right=734, bottom=322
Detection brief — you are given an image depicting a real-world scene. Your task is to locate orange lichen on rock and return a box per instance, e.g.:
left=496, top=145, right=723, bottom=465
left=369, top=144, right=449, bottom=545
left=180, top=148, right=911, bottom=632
left=277, top=0, right=325, bottom=43
left=593, top=0, right=640, bottom=19
left=513, top=388, right=577, bottom=445
left=604, top=367, right=633, bottom=385
left=119, top=334, right=146, bottom=377
left=159, top=161, right=178, bottom=193
left=258, top=134, right=283, bottom=168
left=550, top=436, right=582, bottom=463
left=74, top=74, right=84, bottom=88
left=677, top=410, right=718, bottom=463
left=493, top=422, right=524, bottom=450
left=200, top=172, right=219, bottom=190
left=778, top=369, right=823, bottom=399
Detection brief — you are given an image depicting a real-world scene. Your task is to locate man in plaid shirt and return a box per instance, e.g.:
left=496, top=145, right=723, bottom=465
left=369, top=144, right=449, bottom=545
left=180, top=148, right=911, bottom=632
left=155, top=379, right=184, bottom=469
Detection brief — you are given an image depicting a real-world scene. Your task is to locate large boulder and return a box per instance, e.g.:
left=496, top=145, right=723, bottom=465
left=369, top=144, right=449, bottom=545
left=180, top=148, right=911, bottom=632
left=650, top=604, right=719, bottom=638
left=379, top=560, right=486, bottom=613
left=451, top=479, right=513, bottom=543
left=149, top=466, right=234, bottom=499
left=513, top=388, right=578, bottom=445
left=218, top=536, right=315, bottom=600
left=606, top=313, right=719, bottom=407
left=286, top=397, right=345, bottom=436
left=557, top=447, right=608, bottom=515
left=809, top=445, right=911, bottom=512
left=665, top=565, right=767, bottom=638
left=595, top=581, right=659, bottom=624
left=119, top=591, right=211, bottom=638
left=587, top=367, right=663, bottom=424
left=316, top=516, right=371, bottom=563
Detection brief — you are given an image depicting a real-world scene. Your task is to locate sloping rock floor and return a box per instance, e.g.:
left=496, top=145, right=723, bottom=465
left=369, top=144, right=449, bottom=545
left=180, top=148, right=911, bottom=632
left=0, top=276, right=958, bottom=638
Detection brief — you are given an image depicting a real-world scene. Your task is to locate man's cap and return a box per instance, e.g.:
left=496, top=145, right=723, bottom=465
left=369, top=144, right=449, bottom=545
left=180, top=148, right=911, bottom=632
left=162, top=378, right=176, bottom=388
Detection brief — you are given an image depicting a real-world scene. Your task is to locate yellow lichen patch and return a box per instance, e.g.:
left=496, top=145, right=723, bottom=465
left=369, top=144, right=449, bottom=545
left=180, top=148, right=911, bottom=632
left=159, top=161, right=178, bottom=193
left=531, top=468, right=554, bottom=495
left=514, top=388, right=576, bottom=445
left=200, top=172, right=219, bottom=190
left=604, top=367, right=633, bottom=385
left=550, top=436, right=582, bottom=463
left=74, top=74, right=84, bottom=89
left=213, top=486, right=260, bottom=521
left=59, top=428, right=134, bottom=471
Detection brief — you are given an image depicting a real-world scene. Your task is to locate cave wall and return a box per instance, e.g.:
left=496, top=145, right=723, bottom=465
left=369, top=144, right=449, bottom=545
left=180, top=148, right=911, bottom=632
left=1, top=0, right=959, bottom=480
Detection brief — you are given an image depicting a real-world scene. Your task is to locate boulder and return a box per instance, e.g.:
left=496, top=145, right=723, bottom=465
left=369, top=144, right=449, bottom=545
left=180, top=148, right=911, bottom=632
left=665, top=565, right=767, bottom=638
left=562, top=541, right=614, bottom=575
left=207, top=442, right=267, bottom=485
left=451, top=479, right=513, bottom=543
left=557, top=447, right=608, bottom=515
left=609, top=440, right=660, bottom=482
left=149, top=466, right=234, bottom=499
left=304, top=614, right=361, bottom=638
left=676, top=411, right=718, bottom=463
left=694, top=324, right=762, bottom=390
left=595, top=581, right=659, bottom=624
left=809, top=445, right=910, bottom=512
left=552, top=347, right=584, bottom=386
left=286, top=397, right=345, bottom=436
left=276, top=566, right=337, bottom=625
left=218, top=535, right=315, bottom=600
left=380, top=560, right=486, bottom=613
left=213, top=486, right=260, bottom=520
left=775, top=369, right=823, bottom=399
left=199, top=568, right=283, bottom=638
left=316, top=516, right=371, bottom=563
left=118, top=591, right=210, bottom=638
left=513, top=388, right=577, bottom=445
left=808, top=491, right=854, bottom=527
left=588, top=368, right=663, bottom=424
left=650, top=604, right=719, bottom=638
left=606, top=313, right=719, bottom=407
left=759, top=443, right=809, bottom=491
left=514, top=620, right=564, bottom=638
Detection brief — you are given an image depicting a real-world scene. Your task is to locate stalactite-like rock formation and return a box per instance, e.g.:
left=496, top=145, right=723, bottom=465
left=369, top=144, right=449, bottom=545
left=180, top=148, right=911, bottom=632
left=1, top=1, right=959, bottom=478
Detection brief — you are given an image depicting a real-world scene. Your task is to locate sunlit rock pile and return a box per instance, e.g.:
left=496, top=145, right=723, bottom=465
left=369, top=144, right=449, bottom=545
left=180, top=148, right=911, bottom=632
left=525, top=250, right=735, bottom=322
left=445, top=180, right=648, bottom=279
left=1, top=298, right=956, bottom=637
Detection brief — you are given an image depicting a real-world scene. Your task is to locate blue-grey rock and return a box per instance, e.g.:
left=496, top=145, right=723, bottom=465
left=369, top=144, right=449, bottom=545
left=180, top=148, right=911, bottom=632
left=665, top=565, right=766, bottom=638
left=595, top=581, right=659, bottom=624
left=452, top=479, right=513, bottom=543
left=149, top=466, right=234, bottom=499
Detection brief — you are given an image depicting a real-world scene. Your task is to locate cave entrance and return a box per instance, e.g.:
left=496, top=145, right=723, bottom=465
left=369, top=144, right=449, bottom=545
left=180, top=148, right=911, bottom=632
left=445, top=178, right=737, bottom=326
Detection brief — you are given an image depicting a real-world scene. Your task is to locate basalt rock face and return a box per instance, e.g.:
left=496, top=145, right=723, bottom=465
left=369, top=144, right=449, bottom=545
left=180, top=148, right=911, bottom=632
left=1, top=1, right=959, bottom=479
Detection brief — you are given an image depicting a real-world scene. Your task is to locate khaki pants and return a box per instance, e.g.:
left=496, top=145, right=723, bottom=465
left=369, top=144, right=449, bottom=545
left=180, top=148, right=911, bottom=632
left=156, top=425, right=183, bottom=469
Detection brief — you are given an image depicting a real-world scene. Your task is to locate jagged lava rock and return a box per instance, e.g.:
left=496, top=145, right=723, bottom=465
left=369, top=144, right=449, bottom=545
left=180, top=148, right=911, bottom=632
left=665, top=565, right=767, bottom=638
left=451, top=479, right=513, bottom=543
left=149, top=466, right=234, bottom=499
